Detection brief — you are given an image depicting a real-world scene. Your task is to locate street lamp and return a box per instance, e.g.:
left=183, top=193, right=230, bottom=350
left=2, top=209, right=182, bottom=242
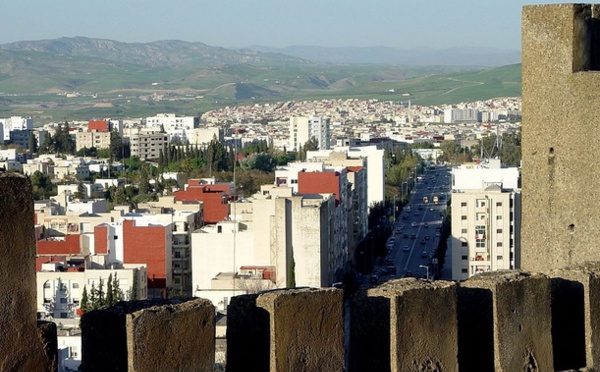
left=419, top=264, right=430, bottom=280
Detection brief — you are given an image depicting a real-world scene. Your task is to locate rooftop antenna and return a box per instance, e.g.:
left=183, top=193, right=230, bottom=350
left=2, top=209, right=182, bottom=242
left=480, top=123, right=502, bottom=163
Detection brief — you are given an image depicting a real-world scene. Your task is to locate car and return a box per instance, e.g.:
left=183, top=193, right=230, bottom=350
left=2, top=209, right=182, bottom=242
left=425, top=235, right=430, bottom=240
left=429, top=207, right=434, bottom=212
left=403, top=245, right=410, bottom=252
left=411, top=222, right=417, bottom=227
left=420, top=239, right=426, bottom=245
left=435, top=232, right=441, bottom=237
left=421, top=251, right=428, bottom=258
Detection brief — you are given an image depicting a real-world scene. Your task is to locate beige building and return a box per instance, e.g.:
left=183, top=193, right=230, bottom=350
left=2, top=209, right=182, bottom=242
left=129, top=132, right=168, bottom=160
left=450, top=163, right=521, bottom=281
left=75, top=131, right=111, bottom=151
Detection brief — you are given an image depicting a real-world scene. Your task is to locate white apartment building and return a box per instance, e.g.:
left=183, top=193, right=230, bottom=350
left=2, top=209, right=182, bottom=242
left=450, top=161, right=521, bottom=281
left=0, top=116, right=33, bottom=141
left=191, top=188, right=342, bottom=310
left=289, top=116, right=330, bottom=151
left=145, top=113, right=199, bottom=144
left=36, top=262, right=147, bottom=321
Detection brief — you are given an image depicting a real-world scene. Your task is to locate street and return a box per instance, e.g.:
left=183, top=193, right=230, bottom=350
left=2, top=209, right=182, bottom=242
left=377, top=165, right=451, bottom=282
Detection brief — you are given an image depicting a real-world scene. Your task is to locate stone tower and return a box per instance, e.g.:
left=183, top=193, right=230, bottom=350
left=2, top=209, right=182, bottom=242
left=522, top=4, right=600, bottom=272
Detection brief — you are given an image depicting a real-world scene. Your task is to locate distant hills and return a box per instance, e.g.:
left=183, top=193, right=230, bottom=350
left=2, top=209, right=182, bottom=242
left=0, top=37, right=522, bottom=121
left=248, top=46, right=520, bottom=67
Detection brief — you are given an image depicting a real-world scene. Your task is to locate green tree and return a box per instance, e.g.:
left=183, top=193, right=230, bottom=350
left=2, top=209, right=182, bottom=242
left=106, top=274, right=114, bottom=307
left=30, top=171, right=55, bottom=200
left=80, top=286, right=90, bottom=313
left=109, top=130, right=123, bottom=162
left=74, top=182, right=87, bottom=199
left=28, top=131, right=37, bottom=154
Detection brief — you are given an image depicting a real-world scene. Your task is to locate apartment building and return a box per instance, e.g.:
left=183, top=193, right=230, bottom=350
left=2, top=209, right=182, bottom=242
left=289, top=116, right=331, bottom=151
left=0, top=116, right=33, bottom=141
left=129, top=132, right=168, bottom=160
left=36, top=261, right=147, bottom=321
left=450, top=160, right=520, bottom=281
left=173, top=179, right=232, bottom=224
left=145, top=113, right=199, bottom=144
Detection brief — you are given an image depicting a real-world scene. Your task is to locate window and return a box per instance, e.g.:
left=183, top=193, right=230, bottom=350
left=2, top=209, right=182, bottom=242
left=461, top=202, right=467, bottom=207
left=496, top=202, right=502, bottom=207
left=461, top=242, right=468, bottom=247
left=44, top=282, right=51, bottom=288
left=497, top=228, right=503, bottom=234
left=72, top=283, right=79, bottom=288
left=60, top=313, right=68, bottom=318
left=461, top=216, right=467, bottom=220
left=461, top=268, right=468, bottom=274
left=497, top=242, right=503, bottom=247
left=476, top=199, right=486, bottom=208
left=496, top=215, right=503, bottom=221
left=60, top=298, right=67, bottom=304
left=497, top=255, right=503, bottom=260
left=174, top=251, right=181, bottom=258
left=461, top=255, right=468, bottom=260
left=461, top=228, right=467, bottom=234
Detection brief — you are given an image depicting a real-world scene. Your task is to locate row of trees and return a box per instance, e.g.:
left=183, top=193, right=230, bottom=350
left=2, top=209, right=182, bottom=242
left=79, top=274, right=124, bottom=313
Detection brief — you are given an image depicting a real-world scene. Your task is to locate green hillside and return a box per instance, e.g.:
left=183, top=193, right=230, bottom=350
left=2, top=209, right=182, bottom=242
left=0, top=38, right=522, bottom=121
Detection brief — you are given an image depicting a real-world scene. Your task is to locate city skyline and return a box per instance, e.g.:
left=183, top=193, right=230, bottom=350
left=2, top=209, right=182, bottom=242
left=0, top=1, right=572, bottom=51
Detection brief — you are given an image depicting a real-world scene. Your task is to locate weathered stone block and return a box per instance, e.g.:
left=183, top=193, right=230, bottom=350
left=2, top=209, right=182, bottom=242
left=226, top=293, right=270, bottom=372
left=458, top=271, right=553, bottom=371
left=0, top=173, right=52, bottom=371
left=368, top=278, right=458, bottom=372
left=81, top=298, right=215, bottom=371
left=551, top=262, right=600, bottom=371
left=256, top=288, right=344, bottom=372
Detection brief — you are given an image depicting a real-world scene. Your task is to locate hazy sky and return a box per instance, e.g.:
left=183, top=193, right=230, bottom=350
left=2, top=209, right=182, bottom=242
left=0, top=1, right=573, bottom=50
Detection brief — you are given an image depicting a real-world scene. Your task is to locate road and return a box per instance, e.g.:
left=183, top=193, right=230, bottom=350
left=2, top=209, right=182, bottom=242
left=378, top=165, right=451, bottom=281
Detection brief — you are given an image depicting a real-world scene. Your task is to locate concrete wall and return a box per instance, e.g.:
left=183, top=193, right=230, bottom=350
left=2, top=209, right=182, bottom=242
left=522, top=4, right=600, bottom=272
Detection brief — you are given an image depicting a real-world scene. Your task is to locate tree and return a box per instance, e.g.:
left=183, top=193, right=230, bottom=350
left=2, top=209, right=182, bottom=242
left=109, top=130, right=123, bottom=162
left=74, top=182, right=87, bottom=199
left=30, top=171, right=55, bottom=200
left=80, top=286, right=90, bottom=313
left=28, top=131, right=37, bottom=154
left=106, top=274, right=114, bottom=307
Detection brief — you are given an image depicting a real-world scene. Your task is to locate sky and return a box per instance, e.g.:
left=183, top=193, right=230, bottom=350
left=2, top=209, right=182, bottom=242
left=0, top=1, right=576, bottom=50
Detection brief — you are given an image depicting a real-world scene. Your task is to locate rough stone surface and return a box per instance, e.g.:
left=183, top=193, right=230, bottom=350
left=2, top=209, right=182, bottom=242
left=368, top=278, right=458, bottom=372
left=127, top=298, right=215, bottom=371
left=0, top=173, right=52, bottom=371
left=256, top=288, right=344, bottom=372
left=522, top=4, right=600, bottom=272
left=226, top=293, right=270, bottom=372
left=37, top=321, right=58, bottom=372
left=82, top=298, right=215, bottom=371
left=459, top=271, right=553, bottom=371
left=550, top=263, right=600, bottom=371
left=348, top=289, right=390, bottom=372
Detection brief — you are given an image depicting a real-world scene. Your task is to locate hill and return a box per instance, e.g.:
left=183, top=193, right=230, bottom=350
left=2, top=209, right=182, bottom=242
left=0, top=37, right=521, bottom=121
